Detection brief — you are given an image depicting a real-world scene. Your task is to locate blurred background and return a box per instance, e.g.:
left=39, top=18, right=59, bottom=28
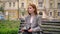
left=0, top=0, right=60, bottom=34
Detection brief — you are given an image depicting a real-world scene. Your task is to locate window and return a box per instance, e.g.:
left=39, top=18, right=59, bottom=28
left=58, top=3, right=60, bottom=9
left=38, top=0, right=43, bottom=7
left=9, top=12, right=16, bottom=19
left=13, top=2, right=15, bottom=7
left=58, top=12, right=60, bottom=16
left=50, top=3, right=53, bottom=8
left=38, top=2, right=42, bottom=7
left=49, top=12, right=52, bottom=16
left=9, top=2, right=11, bottom=7
left=21, top=3, right=24, bottom=8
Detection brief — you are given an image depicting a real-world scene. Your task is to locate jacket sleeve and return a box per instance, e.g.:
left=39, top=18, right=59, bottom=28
left=32, top=15, right=42, bottom=32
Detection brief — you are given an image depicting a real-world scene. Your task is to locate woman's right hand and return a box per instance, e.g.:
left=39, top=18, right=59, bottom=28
left=21, top=29, right=24, bottom=32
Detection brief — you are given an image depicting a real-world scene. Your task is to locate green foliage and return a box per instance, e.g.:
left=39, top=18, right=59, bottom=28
left=0, top=20, right=20, bottom=34
left=0, top=6, right=4, bottom=12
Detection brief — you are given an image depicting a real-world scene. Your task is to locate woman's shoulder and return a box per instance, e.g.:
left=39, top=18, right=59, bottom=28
left=37, top=15, right=42, bottom=18
left=36, top=15, right=42, bottom=21
left=25, top=15, right=30, bottom=19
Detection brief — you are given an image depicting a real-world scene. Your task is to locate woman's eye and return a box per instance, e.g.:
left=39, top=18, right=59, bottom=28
left=28, top=7, right=31, bottom=9
left=29, top=8, right=32, bottom=9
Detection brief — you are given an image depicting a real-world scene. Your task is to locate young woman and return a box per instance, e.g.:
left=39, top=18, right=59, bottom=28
left=21, top=4, right=42, bottom=34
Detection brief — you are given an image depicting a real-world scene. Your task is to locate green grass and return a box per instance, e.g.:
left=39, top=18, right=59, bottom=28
left=0, top=20, right=20, bottom=34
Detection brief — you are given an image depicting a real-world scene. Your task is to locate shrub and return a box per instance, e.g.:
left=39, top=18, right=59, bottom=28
left=0, top=20, right=20, bottom=34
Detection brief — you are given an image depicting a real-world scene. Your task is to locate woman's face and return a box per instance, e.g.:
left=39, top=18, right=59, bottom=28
left=28, top=6, right=35, bottom=14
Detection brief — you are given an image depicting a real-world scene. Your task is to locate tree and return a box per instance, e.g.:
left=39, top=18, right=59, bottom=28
left=0, top=6, right=4, bottom=14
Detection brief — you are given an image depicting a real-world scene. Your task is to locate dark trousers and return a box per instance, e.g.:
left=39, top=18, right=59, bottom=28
left=22, top=31, right=32, bottom=34
left=22, top=31, right=42, bottom=34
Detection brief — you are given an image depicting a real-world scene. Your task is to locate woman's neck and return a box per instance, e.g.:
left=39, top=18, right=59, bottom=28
left=31, top=13, right=35, bottom=17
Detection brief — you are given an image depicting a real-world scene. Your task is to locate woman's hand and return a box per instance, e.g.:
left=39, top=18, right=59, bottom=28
left=21, top=29, right=24, bottom=32
left=28, top=29, right=32, bottom=32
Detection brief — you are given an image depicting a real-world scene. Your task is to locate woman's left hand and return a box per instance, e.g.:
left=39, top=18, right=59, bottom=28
left=28, top=29, right=32, bottom=32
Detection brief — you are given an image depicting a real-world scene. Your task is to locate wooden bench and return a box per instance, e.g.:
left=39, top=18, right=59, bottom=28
left=41, top=20, right=60, bottom=34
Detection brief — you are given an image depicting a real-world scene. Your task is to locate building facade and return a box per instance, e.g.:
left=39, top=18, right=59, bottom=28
left=0, top=0, right=60, bottom=20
